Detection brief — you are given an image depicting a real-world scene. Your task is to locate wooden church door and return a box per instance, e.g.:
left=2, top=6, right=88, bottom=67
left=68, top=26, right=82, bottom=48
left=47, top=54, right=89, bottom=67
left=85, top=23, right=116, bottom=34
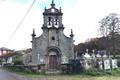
left=49, top=55, right=58, bottom=70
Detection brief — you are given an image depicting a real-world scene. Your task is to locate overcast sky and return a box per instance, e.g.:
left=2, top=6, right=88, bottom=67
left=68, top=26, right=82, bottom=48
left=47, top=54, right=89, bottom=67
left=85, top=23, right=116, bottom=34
left=0, top=0, right=120, bottom=50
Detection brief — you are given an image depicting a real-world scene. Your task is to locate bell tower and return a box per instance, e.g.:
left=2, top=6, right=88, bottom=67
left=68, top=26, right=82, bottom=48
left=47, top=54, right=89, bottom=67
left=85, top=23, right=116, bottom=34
left=42, top=0, right=64, bottom=30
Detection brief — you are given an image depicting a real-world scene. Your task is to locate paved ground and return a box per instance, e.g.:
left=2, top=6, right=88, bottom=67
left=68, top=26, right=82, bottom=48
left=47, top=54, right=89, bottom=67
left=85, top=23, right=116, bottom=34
left=0, top=68, right=29, bottom=80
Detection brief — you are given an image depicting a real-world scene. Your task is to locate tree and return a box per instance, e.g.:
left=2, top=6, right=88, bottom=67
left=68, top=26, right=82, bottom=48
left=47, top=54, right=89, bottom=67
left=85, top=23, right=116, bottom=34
left=99, top=13, right=120, bottom=57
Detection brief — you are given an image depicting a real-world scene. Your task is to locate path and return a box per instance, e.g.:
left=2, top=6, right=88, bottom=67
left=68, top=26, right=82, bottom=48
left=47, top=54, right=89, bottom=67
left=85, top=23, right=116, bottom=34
left=0, top=68, right=29, bottom=80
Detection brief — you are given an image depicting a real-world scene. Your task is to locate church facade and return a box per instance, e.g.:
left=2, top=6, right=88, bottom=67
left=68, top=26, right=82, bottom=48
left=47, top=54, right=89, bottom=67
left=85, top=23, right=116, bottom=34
left=31, top=1, right=74, bottom=71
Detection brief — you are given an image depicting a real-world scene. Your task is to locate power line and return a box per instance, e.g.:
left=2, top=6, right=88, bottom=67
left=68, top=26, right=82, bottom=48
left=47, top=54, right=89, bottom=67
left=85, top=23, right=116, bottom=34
left=6, top=0, right=36, bottom=44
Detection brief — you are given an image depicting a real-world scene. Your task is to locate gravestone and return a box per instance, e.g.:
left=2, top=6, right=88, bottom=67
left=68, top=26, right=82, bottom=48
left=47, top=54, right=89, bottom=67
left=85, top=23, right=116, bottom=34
left=104, top=59, right=110, bottom=69
left=112, top=59, right=118, bottom=69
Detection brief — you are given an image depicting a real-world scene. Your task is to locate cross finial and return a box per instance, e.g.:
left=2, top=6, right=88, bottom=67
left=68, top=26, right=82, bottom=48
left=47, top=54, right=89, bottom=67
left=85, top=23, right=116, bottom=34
left=51, top=0, right=55, bottom=7
left=52, top=0, right=54, bottom=4
left=70, top=29, right=74, bottom=37
left=71, top=29, right=73, bottom=34
left=44, top=7, right=46, bottom=11
left=60, top=7, right=61, bottom=12
left=31, top=28, right=36, bottom=37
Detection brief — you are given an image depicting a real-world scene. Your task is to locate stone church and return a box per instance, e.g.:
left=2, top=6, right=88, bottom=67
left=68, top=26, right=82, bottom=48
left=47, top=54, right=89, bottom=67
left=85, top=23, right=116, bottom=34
left=31, top=1, right=74, bottom=71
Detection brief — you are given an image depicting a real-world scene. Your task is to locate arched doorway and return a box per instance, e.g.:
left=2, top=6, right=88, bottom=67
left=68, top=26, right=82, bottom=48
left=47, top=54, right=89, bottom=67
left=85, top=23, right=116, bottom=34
left=47, top=47, right=61, bottom=70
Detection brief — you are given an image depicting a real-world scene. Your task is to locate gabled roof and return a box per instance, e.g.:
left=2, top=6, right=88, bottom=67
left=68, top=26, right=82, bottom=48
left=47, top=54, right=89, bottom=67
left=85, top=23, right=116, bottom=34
left=0, top=52, right=16, bottom=58
left=0, top=47, right=13, bottom=51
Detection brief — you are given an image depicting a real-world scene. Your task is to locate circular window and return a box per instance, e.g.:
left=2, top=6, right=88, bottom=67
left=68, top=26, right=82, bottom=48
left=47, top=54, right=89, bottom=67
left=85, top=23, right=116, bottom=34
left=51, top=8, right=55, bottom=12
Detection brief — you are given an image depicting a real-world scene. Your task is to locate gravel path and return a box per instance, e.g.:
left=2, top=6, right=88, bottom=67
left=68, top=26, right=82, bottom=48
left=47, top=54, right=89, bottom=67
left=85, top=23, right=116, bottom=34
left=0, top=68, right=30, bottom=80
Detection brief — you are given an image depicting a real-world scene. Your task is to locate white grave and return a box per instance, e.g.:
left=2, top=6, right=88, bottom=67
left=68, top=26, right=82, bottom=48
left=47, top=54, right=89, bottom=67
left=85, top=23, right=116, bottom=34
left=98, top=61, right=103, bottom=70
left=112, top=59, right=118, bottom=69
left=96, top=54, right=101, bottom=58
left=84, top=53, right=91, bottom=58
left=104, top=59, right=110, bottom=69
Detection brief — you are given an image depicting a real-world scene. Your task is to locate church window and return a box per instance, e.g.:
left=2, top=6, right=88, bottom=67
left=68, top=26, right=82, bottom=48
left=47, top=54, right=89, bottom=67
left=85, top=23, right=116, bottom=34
left=51, top=36, right=55, bottom=40
left=48, top=17, right=51, bottom=21
left=55, top=18, right=58, bottom=25
left=54, top=17, right=58, bottom=25
left=48, top=17, right=51, bottom=25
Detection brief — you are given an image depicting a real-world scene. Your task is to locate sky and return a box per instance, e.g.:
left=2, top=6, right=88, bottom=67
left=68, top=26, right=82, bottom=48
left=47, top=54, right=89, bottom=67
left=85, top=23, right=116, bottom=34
left=0, top=0, right=120, bottom=50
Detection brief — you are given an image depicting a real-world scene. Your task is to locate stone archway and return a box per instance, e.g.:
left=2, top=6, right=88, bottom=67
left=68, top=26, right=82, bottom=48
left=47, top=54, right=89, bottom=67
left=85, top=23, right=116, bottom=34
left=47, top=47, right=61, bottom=70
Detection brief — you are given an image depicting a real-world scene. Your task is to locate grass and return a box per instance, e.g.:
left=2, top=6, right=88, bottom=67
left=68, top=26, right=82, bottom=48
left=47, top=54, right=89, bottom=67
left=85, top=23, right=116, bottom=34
left=4, top=66, right=120, bottom=80
left=20, top=75, right=120, bottom=80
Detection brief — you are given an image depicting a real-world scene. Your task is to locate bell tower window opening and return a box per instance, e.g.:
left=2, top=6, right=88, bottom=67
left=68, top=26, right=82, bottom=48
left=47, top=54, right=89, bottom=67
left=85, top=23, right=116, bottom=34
left=54, top=17, right=59, bottom=28
left=48, top=17, right=51, bottom=25
left=47, top=17, right=52, bottom=27
left=55, top=18, right=58, bottom=25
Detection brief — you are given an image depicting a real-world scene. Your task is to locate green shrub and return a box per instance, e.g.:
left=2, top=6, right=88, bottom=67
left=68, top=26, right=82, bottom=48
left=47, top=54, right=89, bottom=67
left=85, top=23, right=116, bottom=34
left=13, top=61, right=24, bottom=65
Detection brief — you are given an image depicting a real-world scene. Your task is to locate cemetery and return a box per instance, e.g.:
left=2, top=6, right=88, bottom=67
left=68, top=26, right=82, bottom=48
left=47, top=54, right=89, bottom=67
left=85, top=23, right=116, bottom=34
left=59, top=49, right=119, bottom=74
left=79, top=49, right=118, bottom=71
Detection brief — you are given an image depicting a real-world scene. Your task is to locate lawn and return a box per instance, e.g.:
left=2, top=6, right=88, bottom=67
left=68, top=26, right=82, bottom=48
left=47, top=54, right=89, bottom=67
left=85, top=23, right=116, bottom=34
left=23, top=75, right=120, bottom=80
left=4, top=66, right=120, bottom=80
left=17, top=69, right=120, bottom=80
